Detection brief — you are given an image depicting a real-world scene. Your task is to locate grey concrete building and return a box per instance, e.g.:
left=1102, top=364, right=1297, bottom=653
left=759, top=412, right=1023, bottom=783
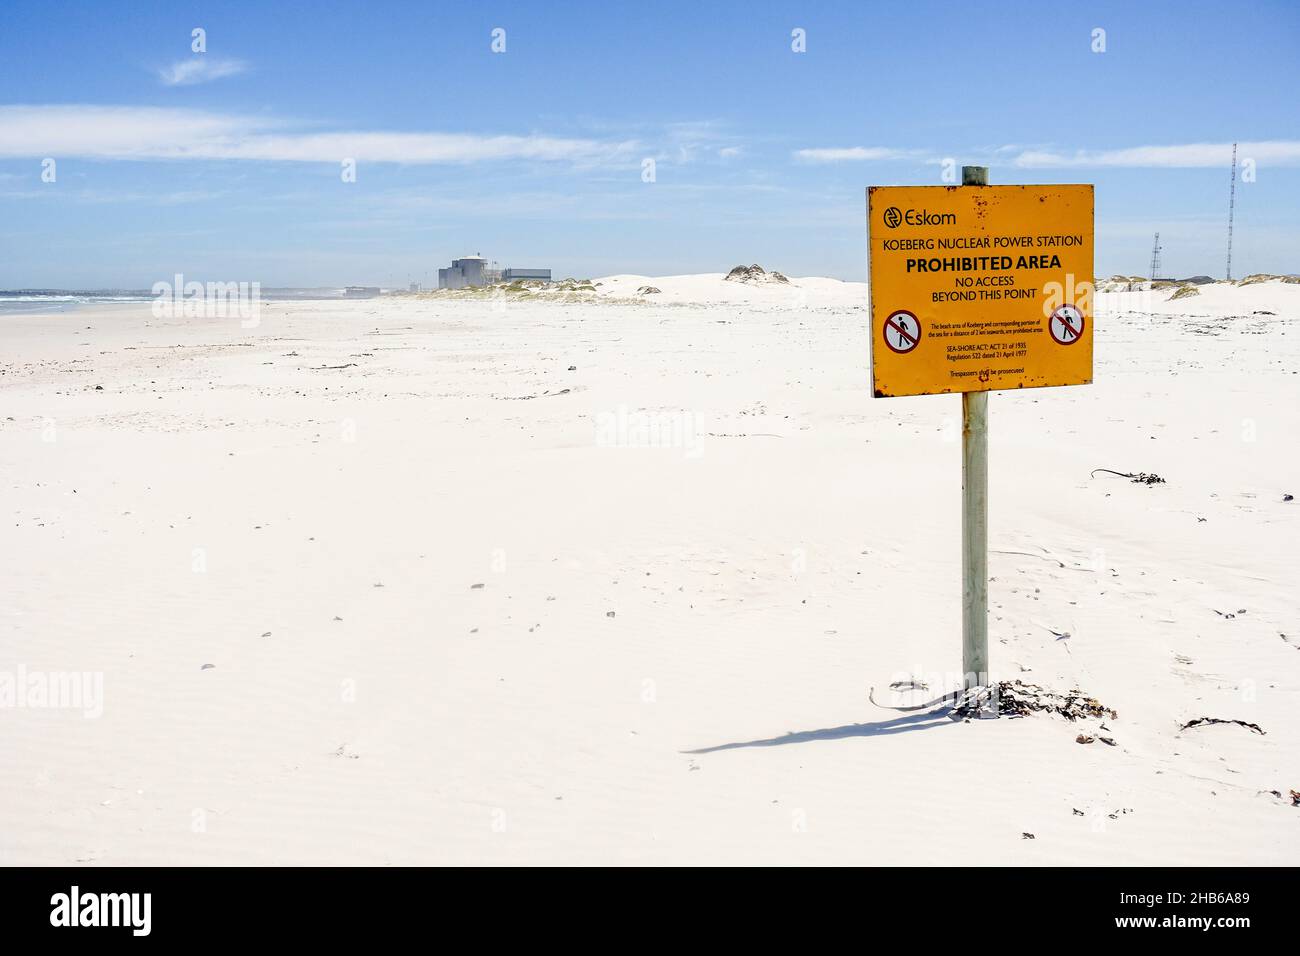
left=501, top=268, right=552, bottom=282
left=437, top=255, right=495, bottom=290
left=437, top=255, right=550, bottom=289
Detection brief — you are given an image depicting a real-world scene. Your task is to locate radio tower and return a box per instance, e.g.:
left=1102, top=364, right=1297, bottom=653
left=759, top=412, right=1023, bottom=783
left=1226, top=142, right=1238, bottom=281
left=1149, top=232, right=1162, bottom=282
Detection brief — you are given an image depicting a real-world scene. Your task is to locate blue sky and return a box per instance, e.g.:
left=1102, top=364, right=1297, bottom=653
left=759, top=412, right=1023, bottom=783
left=1, top=0, right=1296, bottom=287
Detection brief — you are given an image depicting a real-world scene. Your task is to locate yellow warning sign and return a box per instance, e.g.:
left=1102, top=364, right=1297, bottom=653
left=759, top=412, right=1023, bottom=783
left=867, top=184, right=1094, bottom=398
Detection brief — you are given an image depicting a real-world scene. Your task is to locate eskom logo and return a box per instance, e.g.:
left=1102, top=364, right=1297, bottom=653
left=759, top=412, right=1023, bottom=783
left=49, top=886, right=151, bottom=936
left=884, top=207, right=957, bottom=227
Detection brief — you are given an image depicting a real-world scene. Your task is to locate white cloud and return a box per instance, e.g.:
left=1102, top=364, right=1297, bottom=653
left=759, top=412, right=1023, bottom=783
left=1012, top=141, right=1300, bottom=168
left=158, top=58, right=249, bottom=86
left=0, top=105, right=639, bottom=166
left=792, top=140, right=1300, bottom=170
left=652, top=120, right=742, bottom=165
left=792, top=147, right=916, bottom=163
left=0, top=186, right=229, bottom=205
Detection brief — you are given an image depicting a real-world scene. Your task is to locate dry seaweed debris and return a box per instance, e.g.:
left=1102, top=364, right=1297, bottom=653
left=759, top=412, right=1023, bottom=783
left=951, top=680, right=1117, bottom=721
left=1179, top=717, right=1265, bottom=736
left=996, top=680, right=1117, bottom=720
left=1091, top=468, right=1166, bottom=485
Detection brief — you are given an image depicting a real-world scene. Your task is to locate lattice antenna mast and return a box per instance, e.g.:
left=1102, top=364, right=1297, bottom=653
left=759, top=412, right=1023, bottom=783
left=1226, top=143, right=1237, bottom=281
left=1149, top=232, right=1162, bottom=282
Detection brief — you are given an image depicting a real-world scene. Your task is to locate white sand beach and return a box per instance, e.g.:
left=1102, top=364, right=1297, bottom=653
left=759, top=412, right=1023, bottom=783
left=1, top=275, right=1297, bottom=865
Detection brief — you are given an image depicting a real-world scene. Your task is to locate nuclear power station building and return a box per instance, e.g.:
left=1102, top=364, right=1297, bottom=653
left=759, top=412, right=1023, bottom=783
left=437, top=254, right=552, bottom=290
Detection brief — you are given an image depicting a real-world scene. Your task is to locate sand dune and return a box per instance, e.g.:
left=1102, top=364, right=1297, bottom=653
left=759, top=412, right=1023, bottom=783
left=1, top=276, right=1297, bottom=864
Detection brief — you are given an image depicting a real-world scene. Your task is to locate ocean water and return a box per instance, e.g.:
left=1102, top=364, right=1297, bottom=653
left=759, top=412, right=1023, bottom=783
left=0, top=293, right=152, bottom=315
left=0, top=288, right=379, bottom=316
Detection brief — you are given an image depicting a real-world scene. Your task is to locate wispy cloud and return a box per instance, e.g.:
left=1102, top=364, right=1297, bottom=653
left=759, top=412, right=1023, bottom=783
left=792, top=140, right=1300, bottom=169
left=1012, top=141, right=1300, bottom=168
left=792, top=147, right=920, bottom=163
left=658, top=121, right=743, bottom=165
left=0, top=105, right=639, bottom=166
left=158, top=57, right=249, bottom=86
left=0, top=186, right=230, bottom=205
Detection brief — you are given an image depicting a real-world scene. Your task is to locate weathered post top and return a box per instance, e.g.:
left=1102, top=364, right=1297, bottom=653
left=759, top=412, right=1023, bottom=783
left=962, top=165, right=988, bottom=186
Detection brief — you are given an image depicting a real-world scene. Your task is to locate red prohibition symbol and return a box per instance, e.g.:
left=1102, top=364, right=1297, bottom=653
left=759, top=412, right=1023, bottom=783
left=883, top=309, right=921, bottom=354
left=1048, top=304, right=1085, bottom=345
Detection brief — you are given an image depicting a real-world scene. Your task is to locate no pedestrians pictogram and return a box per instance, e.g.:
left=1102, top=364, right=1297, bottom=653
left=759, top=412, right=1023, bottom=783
left=1048, top=304, right=1085, bottom=345
left=883, top=309, right=921, bottom=354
